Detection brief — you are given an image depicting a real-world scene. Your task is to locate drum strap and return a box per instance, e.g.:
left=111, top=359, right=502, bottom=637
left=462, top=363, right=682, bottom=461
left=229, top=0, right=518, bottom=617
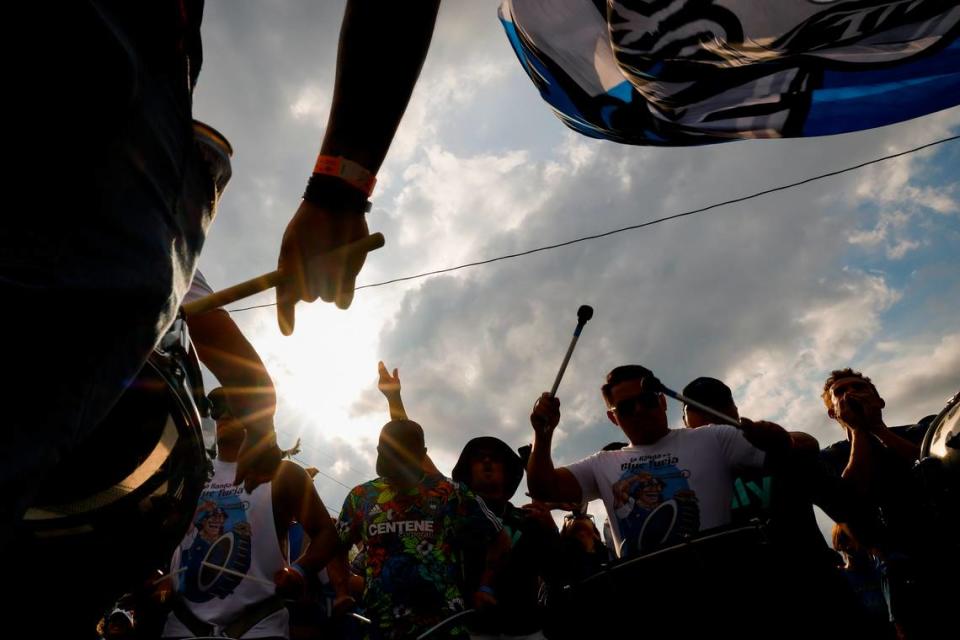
left=170, top=595, right=285, bottom=639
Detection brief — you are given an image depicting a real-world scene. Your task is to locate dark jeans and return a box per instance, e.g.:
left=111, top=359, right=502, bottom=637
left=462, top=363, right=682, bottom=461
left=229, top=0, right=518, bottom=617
left=2, top=3, right=217, bottom=634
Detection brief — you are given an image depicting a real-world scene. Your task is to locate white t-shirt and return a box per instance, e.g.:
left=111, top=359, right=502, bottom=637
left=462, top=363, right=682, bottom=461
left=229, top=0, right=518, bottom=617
left=566, top=425, right=765, bottom=558
left=163, top=459, right=289, bottom=638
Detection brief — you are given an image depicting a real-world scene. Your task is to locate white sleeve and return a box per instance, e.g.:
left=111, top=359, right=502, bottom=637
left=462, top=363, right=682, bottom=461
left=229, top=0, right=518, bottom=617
left=710, top=424, right=765, bottom=469
left=565, top=453, right=601, bottom=502
left=183, top=269, right=215, bottom=305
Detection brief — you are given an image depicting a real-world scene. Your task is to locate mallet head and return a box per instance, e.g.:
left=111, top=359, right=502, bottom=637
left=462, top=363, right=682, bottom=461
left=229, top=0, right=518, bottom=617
left=577, top=305, right=594, bottom=325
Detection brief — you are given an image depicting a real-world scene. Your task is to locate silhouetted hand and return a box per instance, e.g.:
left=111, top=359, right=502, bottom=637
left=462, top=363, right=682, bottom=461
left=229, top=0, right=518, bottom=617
left=377, top=361, right=401, bottom=398
left=521, top=502, right=558, bottom=531
left=274, top=565, right=307, bottom=600
left=530, top=392, right=560, bottom=438
left=277, top=199, right=370, bottom=334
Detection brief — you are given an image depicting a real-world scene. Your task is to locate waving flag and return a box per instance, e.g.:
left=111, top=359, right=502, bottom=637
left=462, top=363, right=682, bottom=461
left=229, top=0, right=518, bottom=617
left=500, top=0, right=960, bottom=145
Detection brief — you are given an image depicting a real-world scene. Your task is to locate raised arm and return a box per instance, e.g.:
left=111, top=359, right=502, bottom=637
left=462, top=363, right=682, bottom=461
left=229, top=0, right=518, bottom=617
left=377, top=361, right=440, bottom=475
left=527, top=393, right=583, bottom=503
left=276, top=0, right=442, bottom=329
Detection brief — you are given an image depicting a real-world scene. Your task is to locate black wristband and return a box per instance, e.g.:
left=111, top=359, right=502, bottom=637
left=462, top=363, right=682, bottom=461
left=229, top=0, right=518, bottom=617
left=303, top=173, right=373, bottom=213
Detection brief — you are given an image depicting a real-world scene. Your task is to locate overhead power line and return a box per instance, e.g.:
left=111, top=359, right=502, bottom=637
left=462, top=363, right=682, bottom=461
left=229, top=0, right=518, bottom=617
left=228, top=134, right=958, bottom=313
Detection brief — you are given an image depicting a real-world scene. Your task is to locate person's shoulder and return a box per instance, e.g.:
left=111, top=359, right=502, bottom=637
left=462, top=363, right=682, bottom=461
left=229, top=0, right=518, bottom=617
left=273, top=459, right=311, bottom=490
left=892, top=416, right=936, bottom=443
left=345, top=477, right=387, bottom=502
left=678, top=424, right=735, bottom=445
left=696, top=423, right=738, bottom=436
left=818, top=436, right=850, bottom=471
left=424, top=473, right=462, bottom=498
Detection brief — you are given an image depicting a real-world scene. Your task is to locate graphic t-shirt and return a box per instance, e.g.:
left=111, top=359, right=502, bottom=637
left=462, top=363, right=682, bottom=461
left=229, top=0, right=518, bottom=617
left=163, top=458, right=287, bottom=638
left=337, top=474, right=502, bottom=640
left=567, top=425, right=765, bottom=558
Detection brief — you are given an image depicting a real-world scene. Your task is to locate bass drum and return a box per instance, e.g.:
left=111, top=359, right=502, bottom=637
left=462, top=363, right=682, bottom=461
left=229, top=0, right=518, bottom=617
left=22, top=316, right=211, bottom=616
left=920, top=389, right=960, bottom=468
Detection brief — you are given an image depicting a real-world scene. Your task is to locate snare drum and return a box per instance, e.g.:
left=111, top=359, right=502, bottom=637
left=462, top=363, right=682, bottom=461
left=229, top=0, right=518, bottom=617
left=23, top=316, right=210, bottom=609
left=562, top=523, right=789, bottom=638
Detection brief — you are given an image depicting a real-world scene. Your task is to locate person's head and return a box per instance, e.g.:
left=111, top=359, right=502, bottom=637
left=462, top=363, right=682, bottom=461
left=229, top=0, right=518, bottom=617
left=832, top=523, right=869, bottom=569
left=681, top=377, right=739, bottom=428
left=376, top=420, right=427, bottom=486
left=562, top=513, right=602, bottom=552
left=452, top=437, right=524, bottom=504
left=821, top=368, right=884, bottom=422
left=602, top=365, right=668, bottom=445
left=208, top=387, right=244, bottom=449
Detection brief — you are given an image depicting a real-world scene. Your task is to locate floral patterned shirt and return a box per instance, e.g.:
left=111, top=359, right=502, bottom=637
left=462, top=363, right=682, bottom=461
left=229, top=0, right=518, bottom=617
left=337, top=474, right=502, bottom=639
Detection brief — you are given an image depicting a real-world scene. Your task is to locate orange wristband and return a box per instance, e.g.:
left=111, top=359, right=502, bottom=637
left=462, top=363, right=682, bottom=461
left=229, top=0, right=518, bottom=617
left=313, top=155, right=377, bottom=197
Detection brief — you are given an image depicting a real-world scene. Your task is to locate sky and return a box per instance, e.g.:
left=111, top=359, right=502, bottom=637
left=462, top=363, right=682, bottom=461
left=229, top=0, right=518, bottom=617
left=192, top=1, right=960, bottom=539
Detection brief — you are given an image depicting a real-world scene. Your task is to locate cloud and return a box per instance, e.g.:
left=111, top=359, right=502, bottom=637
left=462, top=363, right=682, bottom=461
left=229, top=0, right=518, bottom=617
left=288, top=84, right=330, bottom=125
left=188, top=1, right=960, bottom=519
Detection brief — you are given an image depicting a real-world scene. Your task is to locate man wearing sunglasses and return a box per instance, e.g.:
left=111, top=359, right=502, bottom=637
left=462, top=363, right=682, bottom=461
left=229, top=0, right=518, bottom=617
left=528, top=365, right=794, bottom=560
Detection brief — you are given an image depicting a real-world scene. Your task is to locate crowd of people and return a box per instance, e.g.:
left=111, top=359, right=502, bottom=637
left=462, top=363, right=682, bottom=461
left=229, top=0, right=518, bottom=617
left=4, top=2, right=955, bottom=639
left=89, top=356, right=951, bottom=640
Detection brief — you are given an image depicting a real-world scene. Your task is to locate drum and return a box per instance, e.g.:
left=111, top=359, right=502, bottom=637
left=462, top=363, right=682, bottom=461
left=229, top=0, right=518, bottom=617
left=915, top=389, right=960, bottom=563
left=559, top=522, right=820, bottom=639
left=920, top=389, right=959, bottom=467
left=22, top=315, right=211, bottom=610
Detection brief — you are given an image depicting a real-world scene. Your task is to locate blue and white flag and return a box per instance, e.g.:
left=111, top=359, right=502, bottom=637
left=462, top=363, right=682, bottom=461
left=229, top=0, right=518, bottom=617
left=500, top=0, right=960, bottom=145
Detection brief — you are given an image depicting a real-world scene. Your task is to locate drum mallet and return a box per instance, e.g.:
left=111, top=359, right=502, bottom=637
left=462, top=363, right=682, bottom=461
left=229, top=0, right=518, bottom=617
left=653, top=380, right=741, bottom=428
left=182, top=233, right=385, bottom=316
left=549, top=305, right=594, bottom=397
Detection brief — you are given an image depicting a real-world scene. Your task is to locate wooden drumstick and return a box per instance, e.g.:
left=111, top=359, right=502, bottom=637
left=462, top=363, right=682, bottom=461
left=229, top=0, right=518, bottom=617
left=182, top=233, right=385, bottom=316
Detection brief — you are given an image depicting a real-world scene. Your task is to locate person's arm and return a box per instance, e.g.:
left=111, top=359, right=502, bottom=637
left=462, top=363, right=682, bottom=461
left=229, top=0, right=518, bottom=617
left=186, top=309, right=281, bottom=490
left=377, top=361, right=407, bottom=421
left=788, top=431, right=820, bottom=453
left=842, top=428, right=875, bottom=496
left=273, top=462, right=342, bottom=596
left=527, top=393, right=583, bottom=503
left=376, top=361, right=440, bottom=475
left=474, top=528, right=511, bottom=611
left=737, top=418, right=792, bottom=455
left=276, top=0, right=441, bottom=330
left=323, top=541, right=357, bottom=615
left=869, top=426, right=920, bottom=465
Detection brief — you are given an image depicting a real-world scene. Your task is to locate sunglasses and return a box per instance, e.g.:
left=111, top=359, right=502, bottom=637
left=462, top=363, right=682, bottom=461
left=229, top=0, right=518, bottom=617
left=613, top=392, right=661, bottom=417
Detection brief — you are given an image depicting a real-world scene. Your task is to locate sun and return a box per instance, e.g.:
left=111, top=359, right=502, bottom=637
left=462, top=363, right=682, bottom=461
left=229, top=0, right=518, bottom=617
left=240, top=292, right=400, bottom=449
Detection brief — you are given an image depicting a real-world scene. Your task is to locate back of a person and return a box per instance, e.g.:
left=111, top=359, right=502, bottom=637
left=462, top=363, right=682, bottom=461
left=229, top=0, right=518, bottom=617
left=349, top=474, right=470, bottom=640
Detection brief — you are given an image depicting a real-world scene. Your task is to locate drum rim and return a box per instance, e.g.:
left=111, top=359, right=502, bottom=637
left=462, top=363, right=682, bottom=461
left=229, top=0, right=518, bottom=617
left=920, top=389, right=960, bottom=460
left=24, top=349, right=207, bottom=530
